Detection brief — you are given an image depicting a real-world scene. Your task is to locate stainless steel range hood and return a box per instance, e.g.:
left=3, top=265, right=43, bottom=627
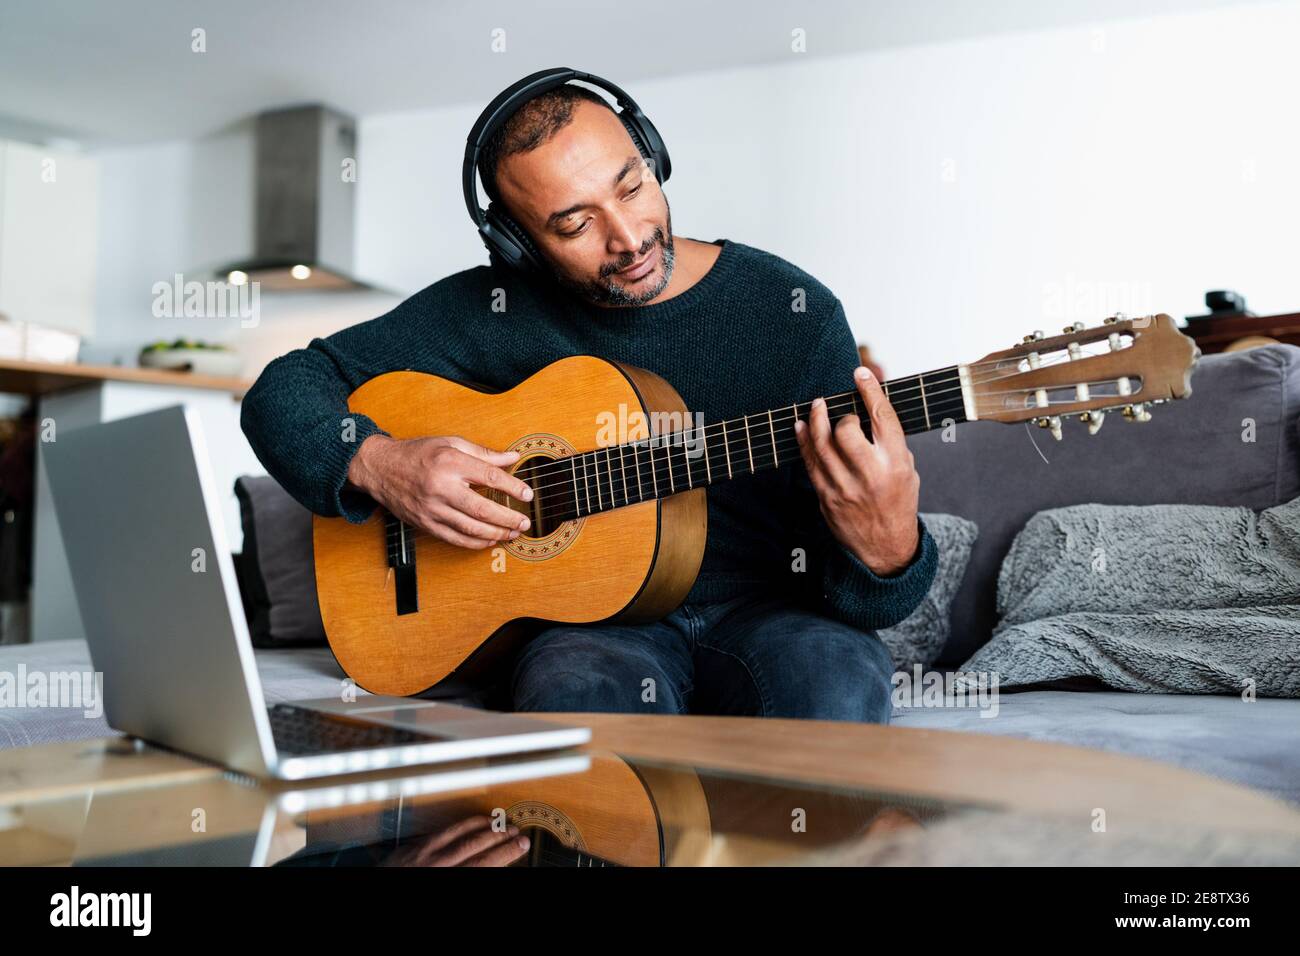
left=218, top=104, right=368, bottom=291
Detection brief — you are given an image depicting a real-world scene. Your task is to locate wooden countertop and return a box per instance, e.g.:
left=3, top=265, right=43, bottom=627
left=0, top=357, right=251, bottom=397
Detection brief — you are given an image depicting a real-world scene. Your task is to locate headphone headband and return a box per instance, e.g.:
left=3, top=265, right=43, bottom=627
left=462, top=67, right=671, bottom=273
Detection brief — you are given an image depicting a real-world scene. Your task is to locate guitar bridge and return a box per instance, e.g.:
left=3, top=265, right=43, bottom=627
left=385, top=514, right=419, bottom=615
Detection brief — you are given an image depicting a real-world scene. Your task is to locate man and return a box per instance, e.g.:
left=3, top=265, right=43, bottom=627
left=241, top=72, right=937, bottom=722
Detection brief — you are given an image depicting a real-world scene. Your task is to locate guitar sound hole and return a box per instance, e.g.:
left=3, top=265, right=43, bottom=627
left=506, top=454, right=574, bottom=539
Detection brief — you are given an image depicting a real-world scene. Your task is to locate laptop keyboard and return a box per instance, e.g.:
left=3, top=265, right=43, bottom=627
left=268, top=704, right=435, bottom=757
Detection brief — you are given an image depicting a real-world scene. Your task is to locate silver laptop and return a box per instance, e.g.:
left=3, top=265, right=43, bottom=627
left=44, top=404, right=589, bottom=780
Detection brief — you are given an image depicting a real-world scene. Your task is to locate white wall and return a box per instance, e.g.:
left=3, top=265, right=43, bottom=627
left=352, top=1, right=1300, bottom=380
left=0, top=140, right=99, bottom=337
left=88, top=128, right=403, bottom=541
left=91, top=122, right=405, bottom=371
left=91, top=0, right=1300, bottom=388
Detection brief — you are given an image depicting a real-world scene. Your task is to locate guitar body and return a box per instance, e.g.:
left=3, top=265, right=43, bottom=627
left=313, top=355, right=708, bottom=697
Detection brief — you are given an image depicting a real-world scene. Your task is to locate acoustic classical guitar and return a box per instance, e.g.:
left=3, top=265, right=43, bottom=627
left=314, top=314, right=1199, bottom=696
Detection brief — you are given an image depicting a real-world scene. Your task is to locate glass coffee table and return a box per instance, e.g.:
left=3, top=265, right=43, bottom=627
left=3, top=714, right=1299, bottom=866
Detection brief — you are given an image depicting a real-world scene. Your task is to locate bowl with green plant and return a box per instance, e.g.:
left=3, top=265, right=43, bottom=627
left=138, top=339, right=242, bottom=376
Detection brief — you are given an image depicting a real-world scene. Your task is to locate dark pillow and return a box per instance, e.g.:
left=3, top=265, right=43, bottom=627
left=234, top=476, right=326, bottom=647
left=909, top=344, right=1300, bottom=666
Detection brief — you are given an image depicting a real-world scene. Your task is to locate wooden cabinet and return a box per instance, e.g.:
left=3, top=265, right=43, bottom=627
left=1183, top=311, right=1300, bottom=355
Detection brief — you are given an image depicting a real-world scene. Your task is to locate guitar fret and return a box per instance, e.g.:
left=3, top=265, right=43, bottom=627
left=570, top=457, right=581, bottom=517
left=632, top=442, right=644, bottom=501
left=666, top=437, right=676, bottom=494
left=748, top=413, right=759, bottom=473
left=618, top=446, right=629, bottom=505
left=605, top=448, right=616, bottom=510
left=648, top=440, right=659, bottom=498
left=583, top=453, right=594, bottom=514
left=919, top=372, right=931, bottom=430
left=767, top=409, right=779, bottom=468
left=722, top=421, right=732, bottom=479
left=684, top=430, right=693, bottom=489
left=701, top=426, right=712, bottom=484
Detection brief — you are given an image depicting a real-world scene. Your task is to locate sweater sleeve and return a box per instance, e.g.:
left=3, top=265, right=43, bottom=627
left=240, top=303, right=442, bottom=523
left=788, top=300, right=939, bottom=632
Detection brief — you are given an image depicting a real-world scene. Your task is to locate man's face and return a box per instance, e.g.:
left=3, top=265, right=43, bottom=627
left=495, top=101, right=675, bottom=306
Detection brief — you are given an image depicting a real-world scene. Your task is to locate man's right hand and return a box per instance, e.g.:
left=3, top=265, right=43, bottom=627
left=347, top=434, right=534, bottom=550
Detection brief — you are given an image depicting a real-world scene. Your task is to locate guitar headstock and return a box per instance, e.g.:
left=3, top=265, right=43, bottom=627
left=967, top=313, right=1199, bottom=439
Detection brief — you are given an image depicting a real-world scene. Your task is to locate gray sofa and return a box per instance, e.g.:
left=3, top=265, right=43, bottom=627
left=896, top=343, right=1300, bottom=805
left=3, top=345, right=1298, bottom=806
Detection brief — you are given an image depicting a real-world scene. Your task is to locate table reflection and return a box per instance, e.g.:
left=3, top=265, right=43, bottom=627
left=273, top=752, right=951, bottom=867
left=10, top=748, right=958, bottom=867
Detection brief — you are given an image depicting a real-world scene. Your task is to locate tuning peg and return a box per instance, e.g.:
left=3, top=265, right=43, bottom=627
left=1081, top=410, right=1105, bottom=435
left=1022, top=330, right=1045, bottom=343
left=1036, top=415, right=1064, bottom=440
left=1062, top=321, right=1085, bottom=334
left=1122, top=404, right=1152, bottom=423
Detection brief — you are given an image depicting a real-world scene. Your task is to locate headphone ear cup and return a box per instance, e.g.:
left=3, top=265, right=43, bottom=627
left=484, top=203, right=545, bottom=273
left=619, top=113, right=652, bottom=163
left=618, top=110, right=671, bottom=184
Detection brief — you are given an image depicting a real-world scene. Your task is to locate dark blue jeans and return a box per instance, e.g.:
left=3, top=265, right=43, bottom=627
left=510, top=593, right=894, bottom=723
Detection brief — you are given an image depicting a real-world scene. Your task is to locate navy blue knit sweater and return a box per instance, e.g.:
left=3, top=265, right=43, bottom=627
left=240, top=239, right=937, bottom=632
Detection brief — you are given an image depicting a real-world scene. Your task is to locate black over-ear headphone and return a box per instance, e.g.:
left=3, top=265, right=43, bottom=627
left=463, top=67, right=672, bottom=275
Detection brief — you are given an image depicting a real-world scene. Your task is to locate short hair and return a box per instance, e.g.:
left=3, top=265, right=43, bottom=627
left=478, top=83, right=615, bottom=202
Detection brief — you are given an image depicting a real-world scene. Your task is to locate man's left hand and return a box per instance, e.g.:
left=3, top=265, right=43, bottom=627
left=794, top=366, right=921, bottom=576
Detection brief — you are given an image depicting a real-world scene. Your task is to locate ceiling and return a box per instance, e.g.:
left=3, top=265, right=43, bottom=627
left=0, top=0, right=1271, bottom=147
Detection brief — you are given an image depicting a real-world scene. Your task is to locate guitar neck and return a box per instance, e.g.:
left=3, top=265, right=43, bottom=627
left=543, top=364, right=969, bottom=522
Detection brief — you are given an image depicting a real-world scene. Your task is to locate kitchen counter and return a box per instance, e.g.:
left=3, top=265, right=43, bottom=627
left=0, top=357, right=250, bottom=398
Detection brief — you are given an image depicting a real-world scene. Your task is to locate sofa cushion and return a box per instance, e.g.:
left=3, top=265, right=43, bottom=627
left=234, top=476, right=326, bottom=648
left=909, top=344, right=1300, bottom=665
left=877, top=513, right=978, bottom=670
left=961, top=497, right=1300, bottom=696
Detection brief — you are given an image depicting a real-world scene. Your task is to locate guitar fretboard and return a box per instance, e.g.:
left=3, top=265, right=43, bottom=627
left=529, top=365, right=968, bottom=526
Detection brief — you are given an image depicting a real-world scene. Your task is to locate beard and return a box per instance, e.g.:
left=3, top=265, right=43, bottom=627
left=555, top=208, right=676, bottom=307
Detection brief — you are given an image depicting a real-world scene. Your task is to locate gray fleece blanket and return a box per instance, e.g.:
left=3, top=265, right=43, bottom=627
left=959, top=497, right=1300, bottom=697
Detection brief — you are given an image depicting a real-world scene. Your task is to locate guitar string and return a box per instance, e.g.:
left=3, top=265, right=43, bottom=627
left=382, top=361, right=1126, bottom=541
left=503, top=338, right=1123, bottom=491
left=377, top=336, right=1136, bottom=547
left=506, top=379, right=971, bottom=482
left=381, top=390, right=961, bottom=545
left=501, top=383, right=1107, bottom=529
left=507, top=338, right=1117, bottom=485
left=379, top=341, right=1117, bottom=542
left=382, top=358, right=1136, bottom=546
left=382, top=380, right=1124, bottom=548
left=384, top=378, right=1130, bottom=546
left=403, top=367, right=1033, bottom=512
left=381, top=401, right=932, bottom=549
